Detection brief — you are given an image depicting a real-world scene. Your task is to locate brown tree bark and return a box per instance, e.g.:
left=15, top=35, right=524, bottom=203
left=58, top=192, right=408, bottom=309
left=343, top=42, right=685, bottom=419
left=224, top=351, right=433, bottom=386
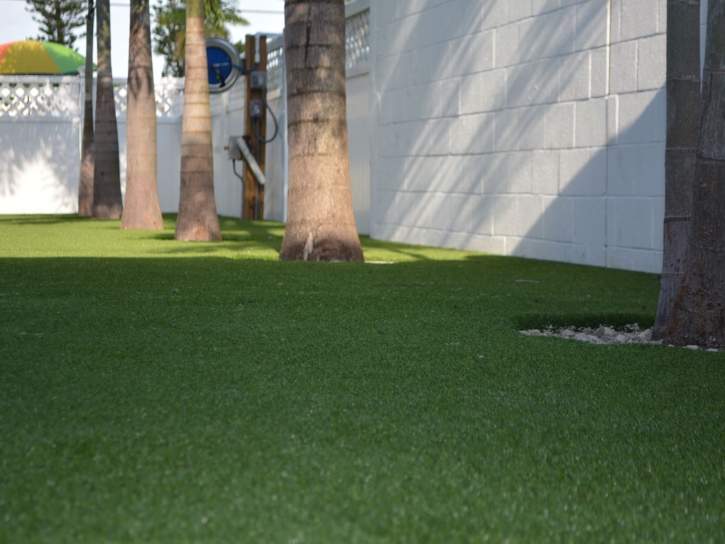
left=92, top=0, right=123, bottom=218
left=652, top=0, right=701, bottom=339
left=121, top=0, right=163, bottom=230
left=664, top=0, right=725, bottom=348
left=77, top=0, right=95, bottom=216
left=174, top=0, right=221, bottom=241
left=279, top=0, right=364, bottom=262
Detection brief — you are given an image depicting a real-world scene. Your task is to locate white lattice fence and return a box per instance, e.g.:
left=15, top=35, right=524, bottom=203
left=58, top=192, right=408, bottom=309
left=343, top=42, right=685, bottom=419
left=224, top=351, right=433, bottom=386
left=113, top=77, right=186, bottom=118
left=0, top=76, right=80, bottom=119
left=345, top=7, right=370, bottom=70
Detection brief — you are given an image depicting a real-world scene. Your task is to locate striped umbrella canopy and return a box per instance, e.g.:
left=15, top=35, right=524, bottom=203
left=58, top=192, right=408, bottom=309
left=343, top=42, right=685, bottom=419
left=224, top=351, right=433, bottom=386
left=0, top=40, right=89, bottom=75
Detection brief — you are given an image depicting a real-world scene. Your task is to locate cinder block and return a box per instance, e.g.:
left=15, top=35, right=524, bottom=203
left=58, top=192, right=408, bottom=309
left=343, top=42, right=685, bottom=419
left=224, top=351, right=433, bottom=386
left=609, top=41, right=637, bottom=95
left=450, top=113, right=495, bottom=155
left=610, top=197, right=654, bottom=249
left=621, top=0, right=658, bottom=41
left=453, top=0, right=488, bottom=36
left=417, top=4, right=461, bottom=46
left=559, top=51, right=591, bottom=102
left=517, top=194, right=545, bottom=237
left=591, top=47, right=608, bottom=97
left=453, top=155, right=487, bottom=194
left=414, top=43, right=450, bottom=84
left=607, top=247, right=662, bottom=273
left=617, top=89, right=666, bottom=145
left=407, top=84, right=439, bottom=120
left=495, top=23, right=520, bottom=67
left=575, top=98, right=607, bottom=147
left=480, top=70, right=508, bottom=111
left=381, top=88, right=408, bottom=124
left=460, top=73, right=482, bottom=115
left=575, top=0, right=608, bottom=50
left=546, top=103, right=575, bottom=149
left=518, top=106, right=547, bottom=150
left=520, top=9, right=575, bottom=63
left=405, top=118, right=452, bottom=156
left=559, top=148, right=606, bottom=196
left=494, top=108, right=519, bottom=151
left=406, top=156, right=443, bottom=191
left=531, top=150, right=560, bottom=195
left=543, top=196, right=573, bottom=242
left=572, top=196, right=606, bottom=245
left=448, top=31, right=495, bottom=77
left=505, top=152, right=533, bottom=193
left=377, top=157, right=409, bottom=191
left=607, top=143, right=664, bottom=198
left=468, top=194, right=496, bottom=235
left=508, top=0, right=533, bottom=23
left=533, top=0, right=560, bottom=15
left=493, top=194, right=519, bottom=235
left=653, top=196, right=665, bottom=251
left=387, top=16, right=419, bottom=55
left=441, top=79, right=461, bottom=117
left=446, top=194, right=473, bottom=232
left=379, top=124, right=401, bottom=157
left=484, top=0, right=508, bottom=29
left=482, top=152, right=510, bottom=194
left=507, top=58, right=560, bottom=107
left=637, top=34, right=666, bottom=91
left=376, top=52, right=416, bottom=91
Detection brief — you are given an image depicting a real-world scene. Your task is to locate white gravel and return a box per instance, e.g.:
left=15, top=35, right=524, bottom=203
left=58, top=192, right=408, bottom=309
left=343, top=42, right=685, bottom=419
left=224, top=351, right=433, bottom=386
left=520, top=324, right=720, bottom=351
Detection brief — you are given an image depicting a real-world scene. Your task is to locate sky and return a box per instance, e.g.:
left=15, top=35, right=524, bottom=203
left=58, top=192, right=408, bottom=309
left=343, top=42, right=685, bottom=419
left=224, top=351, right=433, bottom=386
left=0, top=0, right=285, bottom=78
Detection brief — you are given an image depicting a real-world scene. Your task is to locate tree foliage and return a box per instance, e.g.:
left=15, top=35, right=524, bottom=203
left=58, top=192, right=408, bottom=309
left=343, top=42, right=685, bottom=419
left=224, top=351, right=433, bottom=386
left=152, top=0, right=248, bottom=77
left=25, top=0, right=86, bottom=49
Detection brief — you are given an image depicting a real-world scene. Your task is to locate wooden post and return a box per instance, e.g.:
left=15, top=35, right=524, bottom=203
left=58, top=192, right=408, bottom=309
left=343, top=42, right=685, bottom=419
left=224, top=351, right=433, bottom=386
left=242, top=34, right=268, bottom=220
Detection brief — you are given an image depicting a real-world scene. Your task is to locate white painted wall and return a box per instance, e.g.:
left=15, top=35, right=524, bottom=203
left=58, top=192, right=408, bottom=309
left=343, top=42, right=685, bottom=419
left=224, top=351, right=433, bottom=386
left=369, top=0, right=675, bottom=273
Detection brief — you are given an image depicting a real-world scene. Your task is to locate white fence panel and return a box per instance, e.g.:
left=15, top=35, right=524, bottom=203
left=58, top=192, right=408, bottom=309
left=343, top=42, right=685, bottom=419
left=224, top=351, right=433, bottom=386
left=0, top=76, right=81, bottom=214
left=264, top=36, right=288, bottom=223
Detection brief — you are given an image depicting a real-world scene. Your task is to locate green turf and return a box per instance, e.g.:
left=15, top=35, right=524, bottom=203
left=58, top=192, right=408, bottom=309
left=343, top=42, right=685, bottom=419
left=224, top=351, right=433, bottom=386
left=1, top=214, right=723, bottom=543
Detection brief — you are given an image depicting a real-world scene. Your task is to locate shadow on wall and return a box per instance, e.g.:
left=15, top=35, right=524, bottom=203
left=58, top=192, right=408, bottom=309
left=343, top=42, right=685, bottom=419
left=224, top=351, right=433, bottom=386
left=0, top=120, right=80, bottom=214
left=373, top=0, right=666, bottom=273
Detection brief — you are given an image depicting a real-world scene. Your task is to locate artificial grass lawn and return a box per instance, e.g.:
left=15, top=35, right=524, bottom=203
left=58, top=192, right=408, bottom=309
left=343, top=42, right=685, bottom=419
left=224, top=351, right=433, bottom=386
left=0, top=214, right=723, bottom=543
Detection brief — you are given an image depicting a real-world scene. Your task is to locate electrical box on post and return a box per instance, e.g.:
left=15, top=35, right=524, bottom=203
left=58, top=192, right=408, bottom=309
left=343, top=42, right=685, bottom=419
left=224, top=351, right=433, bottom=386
left=249, top=99, right=263, bottom=119
left=250, top=71, right=267, bottom=90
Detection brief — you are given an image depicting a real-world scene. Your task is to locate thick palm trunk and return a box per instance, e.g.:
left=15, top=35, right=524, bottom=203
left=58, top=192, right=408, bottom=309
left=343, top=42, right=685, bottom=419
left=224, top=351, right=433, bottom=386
left=279, top=0, right=363, bottom=262
left=92, top=0, right=123, bottom=218
left=121, top=0, right=163, bottom=230
left=78, top=0, right=95, bottom=216
left=664, top=0, right=725, bottom=348
left=652, top=0, right=701, bottom=339
left=174, top=0, right=221, bottom=241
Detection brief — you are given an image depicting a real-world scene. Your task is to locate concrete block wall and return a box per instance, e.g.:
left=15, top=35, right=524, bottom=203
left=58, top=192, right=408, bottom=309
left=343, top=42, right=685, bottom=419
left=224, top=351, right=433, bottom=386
left=369, top=0, right=676, bottom=273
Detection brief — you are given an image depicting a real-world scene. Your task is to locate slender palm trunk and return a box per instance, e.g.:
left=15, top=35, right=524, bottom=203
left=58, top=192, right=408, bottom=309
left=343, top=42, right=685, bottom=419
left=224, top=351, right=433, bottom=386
left=174, top=0, right=221, bottom=241
left=78, top=0, right=95, bottom=216
left=652, top=0, right=701, bottom=339
left=279, top=0, right=363, bottom=261
left=92, top=0, right=123, bottom=218
left=664, top=0, right=725, bottom=348
left=121, top=0, right=163, bottom=230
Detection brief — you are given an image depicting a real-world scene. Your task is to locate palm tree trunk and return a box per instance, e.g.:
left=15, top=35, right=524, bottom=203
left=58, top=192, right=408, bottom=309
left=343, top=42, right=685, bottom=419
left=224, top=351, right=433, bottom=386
left=652, top=0, right=701, bottom=339
left=121, top=0, right=163, bottom=230
left=78, top=0, right=95, bottom=216
left=664, top=0, right=725, bottom=348
left=92, top=0, right=123, bottom=218
left=279, top=0, right=363, bottom=262
left=174, top=0, right=221, bottom=241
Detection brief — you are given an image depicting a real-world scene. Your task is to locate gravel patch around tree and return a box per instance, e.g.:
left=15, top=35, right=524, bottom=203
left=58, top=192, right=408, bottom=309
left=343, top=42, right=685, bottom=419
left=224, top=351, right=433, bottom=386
left=520, top=324, right=720, bottom=351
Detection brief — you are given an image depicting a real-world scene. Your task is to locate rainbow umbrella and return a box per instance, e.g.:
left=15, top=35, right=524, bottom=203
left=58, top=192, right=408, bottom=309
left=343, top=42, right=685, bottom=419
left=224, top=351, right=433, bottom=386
left=0, top=40, right=90, bottom=75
